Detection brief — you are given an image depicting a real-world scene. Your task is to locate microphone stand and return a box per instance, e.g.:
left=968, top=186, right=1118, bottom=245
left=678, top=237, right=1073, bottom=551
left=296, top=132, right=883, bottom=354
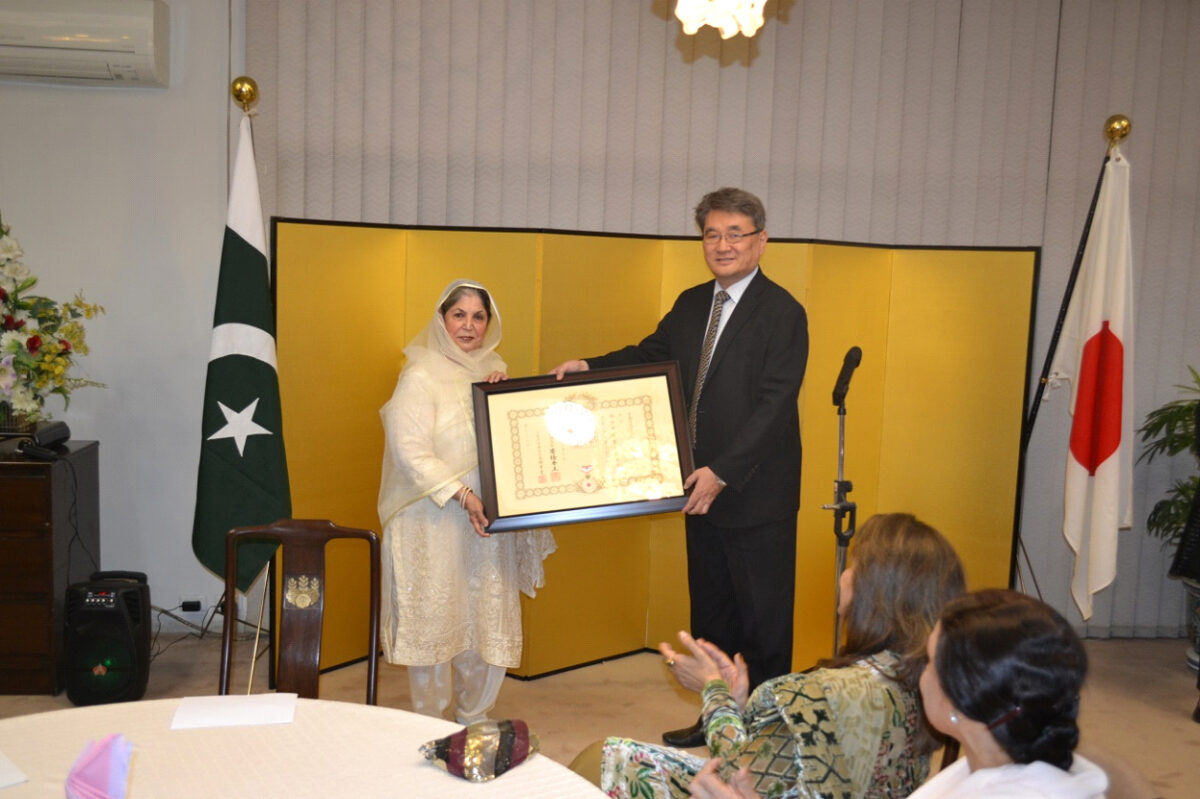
left=823, top=397, right=857, bottom=656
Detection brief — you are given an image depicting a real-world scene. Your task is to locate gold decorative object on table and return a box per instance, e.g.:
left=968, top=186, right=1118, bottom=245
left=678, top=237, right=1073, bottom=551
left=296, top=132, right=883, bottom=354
left=0, top=214, right=104, bottom=428
left=420, top=719, right=539, bottom=782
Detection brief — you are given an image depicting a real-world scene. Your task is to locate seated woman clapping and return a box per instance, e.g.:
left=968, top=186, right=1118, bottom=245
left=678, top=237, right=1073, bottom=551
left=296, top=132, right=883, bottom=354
left=907, top=589, right=1107, bottom=799
left=575, top=513, right=966, bottom=799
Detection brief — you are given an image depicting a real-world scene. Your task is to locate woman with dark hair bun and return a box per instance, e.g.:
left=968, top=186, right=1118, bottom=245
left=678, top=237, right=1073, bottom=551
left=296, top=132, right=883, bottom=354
left=909, top=589, right=1107, bottom=798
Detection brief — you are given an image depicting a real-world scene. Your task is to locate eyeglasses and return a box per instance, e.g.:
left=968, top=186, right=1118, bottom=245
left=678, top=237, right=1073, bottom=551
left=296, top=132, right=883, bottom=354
left=702, top=228, right=762, bottom=245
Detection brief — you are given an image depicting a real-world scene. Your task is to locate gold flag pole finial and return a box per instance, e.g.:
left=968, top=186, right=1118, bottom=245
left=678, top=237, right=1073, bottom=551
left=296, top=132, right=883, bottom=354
left=1105, top=114, right=1131, bottom=155
left=231, top=76, right=259, bottom=113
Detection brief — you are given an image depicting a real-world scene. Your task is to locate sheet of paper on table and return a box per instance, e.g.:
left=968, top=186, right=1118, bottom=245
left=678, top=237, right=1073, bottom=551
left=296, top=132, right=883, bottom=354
left=0, top=748, right=28, bottom=789
left=170, top=693, right=298, bottom=729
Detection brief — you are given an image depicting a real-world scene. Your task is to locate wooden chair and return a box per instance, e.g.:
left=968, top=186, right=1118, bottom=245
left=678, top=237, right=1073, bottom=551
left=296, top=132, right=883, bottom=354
left=218, top=519, right=381, bottom=704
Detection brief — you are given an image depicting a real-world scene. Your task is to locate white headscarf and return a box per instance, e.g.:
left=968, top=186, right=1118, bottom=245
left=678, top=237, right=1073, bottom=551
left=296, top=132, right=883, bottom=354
left=377, top=280, right=505, bottom=526
left=401, top=279, right=504, bottom=379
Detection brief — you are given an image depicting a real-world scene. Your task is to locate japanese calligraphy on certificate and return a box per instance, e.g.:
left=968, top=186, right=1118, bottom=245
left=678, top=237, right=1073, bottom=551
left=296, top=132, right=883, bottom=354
left=473, top=363, right=693, bottom=531
left=484, top=374, right=685, bottom=518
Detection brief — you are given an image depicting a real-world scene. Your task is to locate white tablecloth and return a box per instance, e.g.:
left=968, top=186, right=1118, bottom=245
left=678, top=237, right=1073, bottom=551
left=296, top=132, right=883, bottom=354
left=0, top=697, right=604, bottom=797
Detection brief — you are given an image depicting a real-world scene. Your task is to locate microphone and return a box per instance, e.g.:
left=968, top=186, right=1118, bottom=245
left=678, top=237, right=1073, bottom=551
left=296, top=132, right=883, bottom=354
left=832, top=346, right=862, bottom=406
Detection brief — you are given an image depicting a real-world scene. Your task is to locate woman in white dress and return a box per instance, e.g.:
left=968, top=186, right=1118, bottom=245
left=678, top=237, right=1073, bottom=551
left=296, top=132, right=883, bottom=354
left=378, top=279, right=555, bottom=724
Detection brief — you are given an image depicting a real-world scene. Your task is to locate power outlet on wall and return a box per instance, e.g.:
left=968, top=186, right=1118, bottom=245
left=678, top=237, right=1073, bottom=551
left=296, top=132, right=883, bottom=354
left=178, top=596, right=206, bottom=619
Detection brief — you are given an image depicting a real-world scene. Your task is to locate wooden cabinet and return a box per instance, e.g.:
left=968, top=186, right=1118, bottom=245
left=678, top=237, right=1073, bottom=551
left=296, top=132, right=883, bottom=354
left=0, top=440, right=99, bottom=694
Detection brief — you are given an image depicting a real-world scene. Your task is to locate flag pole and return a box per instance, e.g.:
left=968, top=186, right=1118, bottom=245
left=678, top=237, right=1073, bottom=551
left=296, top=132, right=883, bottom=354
left=1013, top=114, right=1131, bottom=591
left=230, top=74, right=279, bottom=691
left=208, top=75, right=265, bottom=650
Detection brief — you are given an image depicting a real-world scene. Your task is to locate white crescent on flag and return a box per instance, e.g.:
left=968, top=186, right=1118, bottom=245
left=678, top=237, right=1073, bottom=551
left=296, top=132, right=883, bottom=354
left=208, top=322, right=278, bottom=369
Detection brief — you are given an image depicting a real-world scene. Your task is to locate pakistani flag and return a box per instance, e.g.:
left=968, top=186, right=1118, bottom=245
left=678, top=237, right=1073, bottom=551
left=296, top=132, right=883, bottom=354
left=192, top=114, right=291, bottom=592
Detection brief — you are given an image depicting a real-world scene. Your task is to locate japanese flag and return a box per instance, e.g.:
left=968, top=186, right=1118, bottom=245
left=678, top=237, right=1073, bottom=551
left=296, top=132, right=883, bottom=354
left=1047, top=147, right=1134, bottom=620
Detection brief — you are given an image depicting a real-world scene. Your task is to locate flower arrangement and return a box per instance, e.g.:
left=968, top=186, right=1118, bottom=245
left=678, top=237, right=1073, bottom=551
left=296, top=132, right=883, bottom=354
left=0, top=215, right=104, bottom=425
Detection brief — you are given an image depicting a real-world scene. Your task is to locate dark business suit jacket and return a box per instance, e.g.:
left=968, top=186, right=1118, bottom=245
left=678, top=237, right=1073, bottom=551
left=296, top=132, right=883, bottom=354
left=587, top=269, right=808, bottom=528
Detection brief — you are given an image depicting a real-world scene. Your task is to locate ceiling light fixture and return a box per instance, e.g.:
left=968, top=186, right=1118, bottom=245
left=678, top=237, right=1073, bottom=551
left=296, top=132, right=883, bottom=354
left=675, top=0, right=769, bottom=40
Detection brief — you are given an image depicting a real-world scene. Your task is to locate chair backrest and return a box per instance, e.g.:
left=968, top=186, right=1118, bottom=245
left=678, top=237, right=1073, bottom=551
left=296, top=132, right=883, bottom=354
left=218, top=518, right=381, bottom=704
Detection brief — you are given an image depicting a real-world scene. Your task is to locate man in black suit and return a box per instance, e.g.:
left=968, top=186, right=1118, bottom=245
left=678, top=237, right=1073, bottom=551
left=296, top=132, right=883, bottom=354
left=552, top=187, right=808, bottom=747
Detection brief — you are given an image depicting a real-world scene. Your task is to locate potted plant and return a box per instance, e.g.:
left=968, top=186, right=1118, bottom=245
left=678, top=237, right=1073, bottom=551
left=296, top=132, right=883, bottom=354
left=1138, top=366, right=1200, bottom=670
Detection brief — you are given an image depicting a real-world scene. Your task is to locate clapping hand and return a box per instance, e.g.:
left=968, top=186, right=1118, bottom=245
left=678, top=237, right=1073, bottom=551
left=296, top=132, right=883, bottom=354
left=695, top=639, right=750, bottom=711
left=659, top=631, right=725, bottom=694
left=687, top=759, right=757, bottom=799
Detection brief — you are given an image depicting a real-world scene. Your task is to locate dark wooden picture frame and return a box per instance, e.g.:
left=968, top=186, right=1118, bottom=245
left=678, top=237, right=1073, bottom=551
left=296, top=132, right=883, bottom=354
left=472, top=362, right=694, bottom=532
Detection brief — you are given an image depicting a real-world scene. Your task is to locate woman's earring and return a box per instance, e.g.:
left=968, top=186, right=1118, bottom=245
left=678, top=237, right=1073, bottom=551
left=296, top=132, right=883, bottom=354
left=949, top=713, right=960, bottom=724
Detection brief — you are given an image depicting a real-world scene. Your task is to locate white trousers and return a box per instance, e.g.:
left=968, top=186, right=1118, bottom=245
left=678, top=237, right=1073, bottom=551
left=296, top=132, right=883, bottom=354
left=407, top=649, right=506, bottom=724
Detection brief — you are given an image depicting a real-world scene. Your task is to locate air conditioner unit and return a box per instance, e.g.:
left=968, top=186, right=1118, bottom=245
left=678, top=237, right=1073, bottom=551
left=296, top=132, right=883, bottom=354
left=0, top=0, right=169, bottom=87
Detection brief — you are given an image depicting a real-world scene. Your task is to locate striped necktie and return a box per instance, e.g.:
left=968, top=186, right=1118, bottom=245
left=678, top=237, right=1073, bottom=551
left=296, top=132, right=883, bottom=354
left=689, top=290, right=730, bottom=444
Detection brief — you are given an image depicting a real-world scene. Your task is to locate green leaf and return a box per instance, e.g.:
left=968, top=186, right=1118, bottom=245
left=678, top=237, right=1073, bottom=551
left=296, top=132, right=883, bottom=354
left=1139, top=366, right=1200, bottom=556
left=1138, top=367, right=1200, bottom=464
left=1145, top=476, right=1199, bottom=550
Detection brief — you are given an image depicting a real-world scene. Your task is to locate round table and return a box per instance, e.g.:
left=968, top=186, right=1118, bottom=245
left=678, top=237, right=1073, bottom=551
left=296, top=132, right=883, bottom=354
left=0, top=697, right=604, bottom=797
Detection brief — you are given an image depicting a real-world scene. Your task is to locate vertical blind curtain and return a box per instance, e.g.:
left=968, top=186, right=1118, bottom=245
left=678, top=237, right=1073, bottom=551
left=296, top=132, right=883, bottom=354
left=245, top=0, right=1200, bottom=638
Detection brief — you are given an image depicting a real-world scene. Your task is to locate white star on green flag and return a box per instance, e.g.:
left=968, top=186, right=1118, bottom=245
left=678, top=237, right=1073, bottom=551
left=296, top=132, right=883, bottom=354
left=208, top=398, right=273, bottom=456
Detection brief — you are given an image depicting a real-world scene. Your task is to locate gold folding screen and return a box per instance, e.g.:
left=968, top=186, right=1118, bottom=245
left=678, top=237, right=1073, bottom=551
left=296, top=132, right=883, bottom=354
left=274, top=220, right=1035, bottom=675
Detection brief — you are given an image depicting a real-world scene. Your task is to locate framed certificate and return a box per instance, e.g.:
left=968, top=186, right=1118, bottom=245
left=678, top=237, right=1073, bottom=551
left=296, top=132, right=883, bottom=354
left=472, top=362, right=694, bottom=532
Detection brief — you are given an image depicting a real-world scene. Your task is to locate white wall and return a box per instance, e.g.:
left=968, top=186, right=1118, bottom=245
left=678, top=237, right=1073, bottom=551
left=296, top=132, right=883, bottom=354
left=244, top=0, right=1200, bottom=636
left=0, top=0, right=237, bottom=628
left=3, top=0, right=1197, bottom=638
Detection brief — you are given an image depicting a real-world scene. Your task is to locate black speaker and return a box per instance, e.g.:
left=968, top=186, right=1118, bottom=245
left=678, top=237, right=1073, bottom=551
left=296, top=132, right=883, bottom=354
left=64, top=571, right=151, bottom=706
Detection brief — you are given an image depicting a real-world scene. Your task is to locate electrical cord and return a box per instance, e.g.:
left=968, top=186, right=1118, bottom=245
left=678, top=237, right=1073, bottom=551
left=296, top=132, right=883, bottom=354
left=148, top=603, right=265, bottom=664
left=57, top=454, right=99, bottom=587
